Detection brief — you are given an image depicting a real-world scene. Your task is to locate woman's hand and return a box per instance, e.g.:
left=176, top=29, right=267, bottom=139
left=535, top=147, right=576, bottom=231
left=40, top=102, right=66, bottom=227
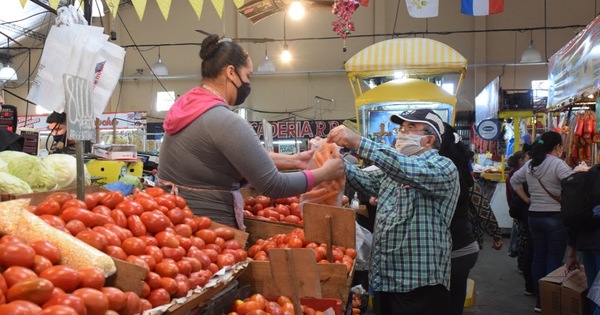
left=491, top=238, right=504, bottom=250
left=295, top=149, right=315, bottom=169
left=565, top=246, right=580, bottom=271
left=311, top=157, right=346, bottom=184
left=327, top=126, right=361, bottom=149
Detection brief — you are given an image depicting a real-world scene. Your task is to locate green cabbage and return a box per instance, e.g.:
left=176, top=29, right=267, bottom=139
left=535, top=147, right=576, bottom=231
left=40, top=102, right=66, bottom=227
left=0, top=172, right=33, bottom=194
left=0, top=151, right=57, bottom=192
left=44, top=154, right=91, bottom=189
left=0, top=159, right=7, bottom=173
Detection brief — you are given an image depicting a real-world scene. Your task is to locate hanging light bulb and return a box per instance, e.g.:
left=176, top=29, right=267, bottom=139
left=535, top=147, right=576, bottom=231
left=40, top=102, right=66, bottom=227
left=151, top=46, right=169, bottom=76
left=281, top=43, right=292, bottom=63
left=258, top=43, right=276, bottom=73
left=288, top=1, right=305, bottom=20
left=0, top=62, right=17, bottom=82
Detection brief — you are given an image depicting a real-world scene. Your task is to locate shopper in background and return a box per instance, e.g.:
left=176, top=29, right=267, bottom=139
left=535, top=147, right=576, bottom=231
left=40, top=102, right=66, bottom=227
left=510, top=131, right=573, bottom=313
left=158, top=34, right=344, bottom=229
left=0, top=95, right=23, bottom=152
left=327, top=109, right=459, bottom=315
left=46, top=111, right=75, bottom=154
left=506, top=147, right=534, bottom=296
left=439, top=123, right=503, bottom=315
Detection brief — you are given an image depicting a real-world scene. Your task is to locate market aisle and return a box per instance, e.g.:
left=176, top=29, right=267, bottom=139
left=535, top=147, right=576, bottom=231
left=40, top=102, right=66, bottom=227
left=464, top=235, right=537, bottom=314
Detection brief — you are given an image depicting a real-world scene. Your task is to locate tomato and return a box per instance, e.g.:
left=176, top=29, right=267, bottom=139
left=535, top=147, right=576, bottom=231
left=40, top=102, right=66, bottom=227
left=216, top=253, right=236, bottom=269
left=0, top=273, right=7, bottom=294
left=3, top=266, right=38, bottom=287
left=61, top=207, right=98, bottom=228
left=105, top=245, right=127, bottom=260
left=173, top=279, right=190, bottom=298
left=83, top=193, right=100, bottom=210
left=154, top=261, right=179, bottom=278
left=144, top=187, right=166, bottom=198
left=61, top=199, right=87, bottom=211
left=244, top=196, right=256, bottom=207
left=118, top=292, right=142, bottom=315
left=187, top=248, right=211, bottom=269
left=159, top=277, right=178, bottom=295
left=125, top=256, right=150, bottom=276
left=252, top=204, right=264, bottom=214
left=166, top=207, right=185, bottom=225
left=200, top=248, right=219, bottom=263
left=0, top=303, right=34, bottom=315
left=43, top=293, right=87, bottom=315
left=127, top=215, right=147, bottom=237
left=137, top=255, right=157, bottom=272
left=190, top=237, right=205, bottom=250
left=194, top=216, right=212, bottom=230
left=100, top=191, right=124, bottom=209
left=73, top=288, right=109, bottom=315
left=63, top=220, right=85, bottom=236
left=35, top=199, right=62, bottom=216
left=101, top=287, right=127, bottom=311
left=40, top=265, right=81, bottom=293
left=147, top=288, right=171, bottom=308
left=161, top=246, right=185, bottom=261
left=174, top=224, right=193, bottom=239
left=222, top=249, right=242, bottom=262
left=0, top=241, right=36, bottom=268
left=115, top=200, right=144, bottom=217
left=78, top=267, right=105, bottom=290
left=135, top=197, right=159, bottom=212
left=196, top=229, right=217, bottom=244
left=140, top=211, right=171, bottom=234
left=76, top=230, right=108, bottom=252
left=91, top=226, right=121, bottom=247
left=46, top=192, right=73, bottom=206
left=145, top=245, right=164, bottom=263
left=120, top=237, right=146, bottom=256
left=7, top=277, right=54, bottom=305
left=176, top=259, right=193, bottom=277
left=205, top=243, right=223, bottom=254
left=236, top=300, right=261, bottom=314
left=9, top=300, right=42, bottom=314
left=155, top=231, right=180, bottom=248
left=214, top=227, right=236, bottom=241
left=39, top=305, right=79, bottom=315
left=223, top=239, right=241, bottom=250
left=154, top=196, right=176, bottom=210
left=255, top=195, right=271, bottom=207
left=188, top=271, right=209, bottom=289
left=29, top=240, right=61, bottom=265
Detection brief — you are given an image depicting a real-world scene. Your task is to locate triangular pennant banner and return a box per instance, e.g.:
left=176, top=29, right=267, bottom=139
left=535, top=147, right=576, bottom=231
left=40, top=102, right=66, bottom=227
left=107, top=0, right=121, bottom=19
left=131, top=0, right=148, bottom=21
left=156, top=0, right=172, bottom=20
left=232, top=0, right=244, bottom=8
left=211, top=0, right=224, bottom=18
left=189, top=0, right=205, bottom=19
left=48, top=0, right=60, bottom=9
left=19, top=0, right=27, bottom=8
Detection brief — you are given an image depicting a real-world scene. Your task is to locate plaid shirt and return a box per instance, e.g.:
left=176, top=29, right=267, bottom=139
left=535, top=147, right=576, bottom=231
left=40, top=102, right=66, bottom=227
left=469, top=182, right=503, bottom=248
left=346, top=138, right=459, bottom=292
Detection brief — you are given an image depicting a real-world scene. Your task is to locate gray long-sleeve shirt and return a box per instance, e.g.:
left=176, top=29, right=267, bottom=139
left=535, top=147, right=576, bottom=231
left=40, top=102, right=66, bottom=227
left=158, top=106, right=308, bottom=226
left=510, top=155, right=573, bottom=213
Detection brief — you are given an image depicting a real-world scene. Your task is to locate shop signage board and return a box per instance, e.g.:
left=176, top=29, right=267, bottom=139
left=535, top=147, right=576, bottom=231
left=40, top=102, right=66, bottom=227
left=250, top=120, right=344, bottom=140
left=18, top=111, right=147, bottom=131
left=64, top=74, right=95, bottom=141
left=476, top=119, right=501, bottom=140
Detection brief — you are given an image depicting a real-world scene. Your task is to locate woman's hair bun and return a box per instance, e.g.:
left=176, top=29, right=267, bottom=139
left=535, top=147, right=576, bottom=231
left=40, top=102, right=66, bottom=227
left=199, top=34, right=220, bottom=61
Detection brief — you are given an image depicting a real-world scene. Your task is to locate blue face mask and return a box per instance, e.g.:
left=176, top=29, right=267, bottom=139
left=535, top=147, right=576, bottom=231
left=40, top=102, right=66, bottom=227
left=232, top=70, right=251, bottom=105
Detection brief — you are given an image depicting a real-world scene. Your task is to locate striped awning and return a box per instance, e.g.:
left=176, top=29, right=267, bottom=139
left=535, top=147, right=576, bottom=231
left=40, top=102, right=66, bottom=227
left=345, top=38, right=467, bottom=78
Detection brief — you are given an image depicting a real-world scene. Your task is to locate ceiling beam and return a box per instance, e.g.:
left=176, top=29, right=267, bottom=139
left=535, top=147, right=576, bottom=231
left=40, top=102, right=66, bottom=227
left=30, top=0, right=57, bottom=15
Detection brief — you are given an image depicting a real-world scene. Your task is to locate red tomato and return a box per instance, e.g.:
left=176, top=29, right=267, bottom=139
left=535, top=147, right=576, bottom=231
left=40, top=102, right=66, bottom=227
left=161, top=246, right=185, bottom=261
left=186, top=248, right=211, bottom=269
left=40, top=265, right=81, bottom=293
left=91, top=204, right=112, bottom=218
left=0, top=241, right=36, bottom=268
left=109, top=209, right=128, bottom=228
left=195, top=229, right=217, bottom=244
left=216, top=253, right=236, bottom=269
left=100, top=191, right=124, bottom=209
left=3, top=266, right=38, bottom=287
left=174, top=224, right=193, bottom=238
left=61, top=199, right=87, bottom=211
left=176, top=259, right=193, bottom=277
left=39, top=305, right=79, bottom=315
left=119, top=292, right=141, bottom=315
left=154, top=261, right=179, bottom=278
left=34, top=199, right=62, bottom=216
left=78, top=267, right=105, bottom=290
left=144, top=187, right=165, bottom=198
left=9, top=300, right=42, bottom=314
left=72, top=288, right=109, bottom=315
left=125, top=256, right=150, bottom=276
left=43, top=293, right=87, bottom=315
left=135, top=197, right=160, bottom=212
left=214, top=227, right=236, bottom=241
left=114, top=200, right=144, bottom=217
left=154, top=196, right=176, bottom=210
left=147, top=288, right=171, bottom=308
left=244, top=196, right=256, bottom=207
left=155, top=231, right=180, bottom=248
left=64, top=220, right=86, bottom=236
left=145, top=245, right=164, bottom=263
left=0, top=303, right=34, bottom=315
left=92, top=226, right=121, bottom=247
left=200, top=248, right=219, bottom=263
left=121, top=237, right=147, bottom=256
left=0, top=273, right=7, bottom=294
left=76, top=230, right=108, bottom=252
left=127, top=215, right=147, bottom=237
left=194, top=217, right=212, bottom=230
left=84, top=193, right=100, bottom=210
left=173, top=279, right=190, bottom=298
left=105, top=245, right=128, bottom=260
left=255, top=195, right=271, bottom=207
left=159, top=277, right=178, bottom=295
left=46, top=192, right=73, bottom=207
left=140, top=211, right=171, bottom=234
left=236, top=300, right=261, bottom=314
left=6, top=277, right=54, bottom=305
left=61, top=207, right=98, bottom=228
left=30, top=240, right=61, bottom=265
left=167, top=208, right=186, bottom=225
left=101, top=287, right=127, bottom=311
left=222, top=249, right=243, bottom=262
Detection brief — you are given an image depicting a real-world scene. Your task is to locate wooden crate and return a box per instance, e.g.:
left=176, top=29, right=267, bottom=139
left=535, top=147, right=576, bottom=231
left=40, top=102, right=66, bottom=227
left=1, top=185, right=106, bottom=204
left=211, top=221, right=249, bottom=249
left=244, top=217, right=298, bottom=246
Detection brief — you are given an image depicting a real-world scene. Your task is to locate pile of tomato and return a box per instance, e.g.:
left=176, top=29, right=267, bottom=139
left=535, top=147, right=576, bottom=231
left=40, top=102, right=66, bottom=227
left=0, top=234, right=141, bottom=315
left=26, top=187, right=247, bottom=312
left=227, top=294, right=329, bottom=315
left=246, top=228, right=356, bottom=274
left=243, top=195, right=303, bottom=225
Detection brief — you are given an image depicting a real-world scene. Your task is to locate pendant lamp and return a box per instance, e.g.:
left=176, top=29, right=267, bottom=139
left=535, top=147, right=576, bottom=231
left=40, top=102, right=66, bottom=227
left=520, top=30, right=543, bottom=63
left=151, top=46, right=169, bottom=76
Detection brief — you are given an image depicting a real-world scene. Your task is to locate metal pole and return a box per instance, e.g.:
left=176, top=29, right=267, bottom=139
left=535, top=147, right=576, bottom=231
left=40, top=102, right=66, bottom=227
left=76, top=141, right=85, bottom=200
left=592, top=143, right=598, bottom=166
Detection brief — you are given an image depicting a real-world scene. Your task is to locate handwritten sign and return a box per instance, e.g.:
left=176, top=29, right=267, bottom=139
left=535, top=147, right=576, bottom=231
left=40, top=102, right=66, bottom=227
left=64, top=74, right=95, bottom=141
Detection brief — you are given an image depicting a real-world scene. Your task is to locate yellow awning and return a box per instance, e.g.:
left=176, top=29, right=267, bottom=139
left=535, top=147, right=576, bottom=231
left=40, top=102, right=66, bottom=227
left=355, top=79, right=457, bottom=107
left=345, top=38, right=467, bottom=79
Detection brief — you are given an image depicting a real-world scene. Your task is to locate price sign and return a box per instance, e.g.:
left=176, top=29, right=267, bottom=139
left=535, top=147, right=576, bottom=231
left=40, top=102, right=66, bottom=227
left=64, top=74, right=95, bottom=141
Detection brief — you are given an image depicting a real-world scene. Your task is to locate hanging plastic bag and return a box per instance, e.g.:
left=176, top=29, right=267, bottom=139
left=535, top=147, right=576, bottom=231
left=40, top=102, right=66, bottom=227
left=299, top=138, right=346, bottom=207
left=354, top=222, right=372, bottom=271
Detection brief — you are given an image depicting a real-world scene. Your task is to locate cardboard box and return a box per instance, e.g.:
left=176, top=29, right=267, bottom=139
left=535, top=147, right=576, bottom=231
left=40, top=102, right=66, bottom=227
left=539, top=266, right=588, bottom=315
left=85, top=159, right=143, bottom=185
left=92, top=144, right=137, bottom=160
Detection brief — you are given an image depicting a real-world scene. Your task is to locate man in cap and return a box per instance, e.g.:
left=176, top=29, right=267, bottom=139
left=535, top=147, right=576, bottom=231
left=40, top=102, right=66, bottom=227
left=327, top=109, right=459, bottom=315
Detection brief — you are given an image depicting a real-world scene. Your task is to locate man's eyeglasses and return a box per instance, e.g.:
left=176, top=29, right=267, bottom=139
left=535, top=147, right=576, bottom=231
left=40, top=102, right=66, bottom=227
left=399, top=125, right=427, bottom=134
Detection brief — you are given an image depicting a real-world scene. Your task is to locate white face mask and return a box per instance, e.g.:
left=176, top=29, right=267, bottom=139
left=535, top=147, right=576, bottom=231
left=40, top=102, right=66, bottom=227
left=395, top=134, right=425, bottom=156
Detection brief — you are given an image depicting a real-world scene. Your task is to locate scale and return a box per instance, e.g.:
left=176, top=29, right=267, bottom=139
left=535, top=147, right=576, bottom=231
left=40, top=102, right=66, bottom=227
left=0, top=104, right=18, bottom=133
left=18, top=128, right=40, bottom=156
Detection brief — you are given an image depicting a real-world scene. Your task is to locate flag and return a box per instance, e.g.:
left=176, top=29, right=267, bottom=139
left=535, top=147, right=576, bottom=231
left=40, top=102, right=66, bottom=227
left=461, top=0, right=504, bottom=16
left=406, top=0, right=438, bottom=18
left=156, top=0, right=172, bottom=20
left=131, top=0, right=147, bottom=21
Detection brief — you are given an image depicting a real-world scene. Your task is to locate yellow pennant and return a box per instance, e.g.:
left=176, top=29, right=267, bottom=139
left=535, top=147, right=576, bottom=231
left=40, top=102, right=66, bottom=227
left=211, top=0, right=224, bottom=19
left=131, top=0, right=148, bottom=21
left=19, top=0, right=27, bottom=8
left=188, top=0, right=205, bottom=20
left=107, top=0, right=121, bottom=19
left=48, top=0, right=60, bottom=9
left=232, top=0, right=244, bottom=8
left=156, top=0, right=172, bottom=20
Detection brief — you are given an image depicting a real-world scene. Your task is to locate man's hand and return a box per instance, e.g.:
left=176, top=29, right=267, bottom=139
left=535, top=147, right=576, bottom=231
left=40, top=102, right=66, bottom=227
left=327, top=126, right=361, bottom=149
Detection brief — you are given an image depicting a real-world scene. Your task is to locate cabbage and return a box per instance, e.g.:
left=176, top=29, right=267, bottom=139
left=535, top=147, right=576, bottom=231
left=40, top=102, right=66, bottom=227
left=0, top=172, right=33, bottom=194
left=0, top=159, right=7, bottom=173
left=44, top=154, right=91, bottom=189
left=0, top=151, right=57, bottom=192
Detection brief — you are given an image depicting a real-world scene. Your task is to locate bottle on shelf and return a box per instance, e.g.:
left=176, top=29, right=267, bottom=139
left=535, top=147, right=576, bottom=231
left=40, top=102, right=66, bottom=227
left=351, top=192, right=360, bottom=210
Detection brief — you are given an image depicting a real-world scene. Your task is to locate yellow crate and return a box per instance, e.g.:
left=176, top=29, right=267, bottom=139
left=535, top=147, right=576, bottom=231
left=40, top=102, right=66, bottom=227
left=464, top=278, right=475, bottom=308
left=482, top=172, right=504, bottom=182
left=85, top=159, right=143, bottom=185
